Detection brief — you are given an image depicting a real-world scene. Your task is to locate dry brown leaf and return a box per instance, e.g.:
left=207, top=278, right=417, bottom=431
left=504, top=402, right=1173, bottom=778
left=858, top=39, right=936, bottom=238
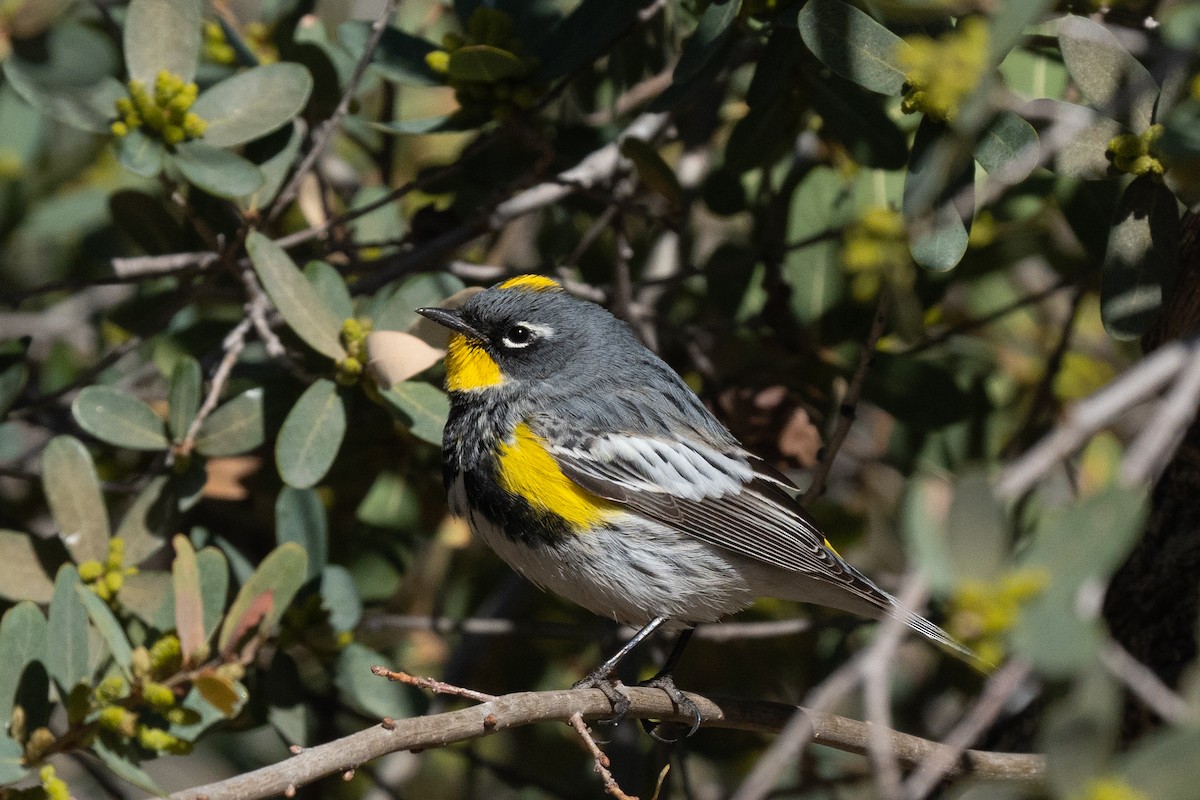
left=203, top=455, right=261, bottom=501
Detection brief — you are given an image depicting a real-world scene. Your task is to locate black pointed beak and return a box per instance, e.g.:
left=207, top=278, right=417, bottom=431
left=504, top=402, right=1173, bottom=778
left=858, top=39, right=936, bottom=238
left=416, top=307, right=484, bottom=340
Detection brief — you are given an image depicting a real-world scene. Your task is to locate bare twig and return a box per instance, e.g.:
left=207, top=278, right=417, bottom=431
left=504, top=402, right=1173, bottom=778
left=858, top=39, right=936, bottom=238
left=901, top=659, right=1033, bottom=800
left=802, top=294, right=889, bottom=504
left=371, top=666, right=498, bottom=703
left=568, top=713, right=638, bottom=800
left=1100, top=641, right=1199, bottom=726
left=169, top=687, right=1043, bottom=800
left=1120, top=339, right=1200, bottom=485
left=996, top=336, right=1198, bottom=498
left=266, top=0, right=401, bottom=224
left=177, top=315, right=253, bottom=455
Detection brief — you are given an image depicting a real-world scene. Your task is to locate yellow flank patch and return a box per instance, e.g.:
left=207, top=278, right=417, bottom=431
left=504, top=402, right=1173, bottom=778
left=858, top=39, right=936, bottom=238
left=823, top=538, right=842, bottom=558
left=445, top=333, right=504, bottom=392
left=498, top=423, right=618, bottom=530
left=497, top=274, right=562, bottom=293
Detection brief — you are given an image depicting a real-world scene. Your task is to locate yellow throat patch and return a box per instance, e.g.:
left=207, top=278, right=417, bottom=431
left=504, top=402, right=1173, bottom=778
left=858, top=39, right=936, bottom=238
left=498, top=423, right=617, bottom=529
left=445, top=333, right=503, bottom=392
left=497, top=274, right=562, bottom=293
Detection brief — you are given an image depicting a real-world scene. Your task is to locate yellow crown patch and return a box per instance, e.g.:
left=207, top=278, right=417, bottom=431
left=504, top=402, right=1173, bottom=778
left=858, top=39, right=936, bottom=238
left=497, top=274, right=562, bottom=293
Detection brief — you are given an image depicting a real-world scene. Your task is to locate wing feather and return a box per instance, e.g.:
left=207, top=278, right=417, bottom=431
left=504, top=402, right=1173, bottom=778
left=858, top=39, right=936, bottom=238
left=543, top=429, right=891, bottom=609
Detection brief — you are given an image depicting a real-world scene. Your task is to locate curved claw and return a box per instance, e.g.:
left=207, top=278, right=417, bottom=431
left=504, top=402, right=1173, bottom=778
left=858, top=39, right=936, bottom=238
left=639, top=674, right=702, bottom=741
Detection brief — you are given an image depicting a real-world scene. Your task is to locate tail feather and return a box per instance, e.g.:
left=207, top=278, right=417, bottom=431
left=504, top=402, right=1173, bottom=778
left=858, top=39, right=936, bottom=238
left=898, top=606, right=993, bottom=673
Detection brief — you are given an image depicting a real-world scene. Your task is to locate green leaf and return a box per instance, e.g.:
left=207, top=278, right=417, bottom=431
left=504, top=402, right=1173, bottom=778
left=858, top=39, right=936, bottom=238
left=946, top=470, right=1009, bottom=584
left=1101, top=174, right=1181, bottom=340
left=42, top=435, right=110, bottom=564
left=381, top=381, right=449, bottom=446
left=72, top=385, right=169, bottom=451
left=277, top=379, right=346, bottom=488
left=192, top=63, right=314, bottom=147
left=197, top=547, right=230, bottom=640
left=2, top=64, right=126, bottom=133
left=172, top=141, right=265, bottom=199
left=217, top=542, right=308, bottom=653
left=304, top=261, right=354, bottom=321
left=240, top=120, right=305, bottom=212
left=673, top=0, right=741, bottom=85
left=334, top=642, right=412, bottom=718
left=75, top=583, right=134, bottom=674
left=168, top=356, right=202, bottom=441
left=172, top=535, right=207, bottom=663
left=620, top=138, right=682, bottom=206
left=321, top=565, right=362, bottom=632
left=0, top=530, right=56, bottom=603
left=904, top=117, right=974, bottom=271
left=349, top=186, right=406, bottom=258
left=275, top=487, right=327, bottom=579
left=247, top=231, right=347, bottom=360
left=124, top=0, right=202, bottom=85
left=1041, top=670, right=1121, bottom=798
left=1120, top=730, right=1200, bottom=800
left=0, top=736, right=27, bottom=785
left=114, top=475, right=174, bottom=564
left=357, top=471, right=419, bottom=529
left=797, top=0, right=906, bottom=95
left=0, top=361, right=28, bottom=419
left=338, top=21, right=441, bottom=86
left=538, top=0, right=644, bottom=80
left=0, top=602, right=47, bottom=729
left=1012, top=485, right=1147, bottom=676
left=369, top=273, right=465, bottom=332
left=119, top=570, right=173, bottom=628
left=93, top=738, right=164, bottom=795
left=864, top=353, right=976, bottom=428
left=372, top=114, right=469, bottom=135
left=804, top=71, right=908, bottom=170
left=195, top=387, right=265, bottom=457
left=447, top=45, right=527, bottom=82
left=47, top=565, right=89, bottom=692
left=1058, top=14, right=1158, bottom=130
left=974, top=111, right=1040, bottom=184
left=114, top=128, right=166, bottom=177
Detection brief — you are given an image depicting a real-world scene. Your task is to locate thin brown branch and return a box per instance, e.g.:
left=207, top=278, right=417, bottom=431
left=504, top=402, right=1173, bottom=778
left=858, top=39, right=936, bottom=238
left=266, top=0, right=400, bottom=224
left=802, top=294, right=889, bottom=504
left=169, top=687, right=1043, bottom=800
left=371, top=666, right=497, bottom=703
left=568, top=712, right=638, bottom=800
left=1100, top=641, right=1200, bottom=726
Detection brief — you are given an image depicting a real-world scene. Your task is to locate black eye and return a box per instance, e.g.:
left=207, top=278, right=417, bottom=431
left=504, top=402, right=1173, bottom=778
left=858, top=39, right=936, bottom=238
left=502, top=325, right=533, bottom=347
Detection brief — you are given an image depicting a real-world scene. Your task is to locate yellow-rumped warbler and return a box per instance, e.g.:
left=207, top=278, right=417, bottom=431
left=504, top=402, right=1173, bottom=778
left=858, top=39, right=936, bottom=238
left=418, top=274, right=976, bottom=727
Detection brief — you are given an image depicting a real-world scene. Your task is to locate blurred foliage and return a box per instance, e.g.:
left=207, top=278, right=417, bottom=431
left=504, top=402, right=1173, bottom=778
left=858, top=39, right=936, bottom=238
left=0, top=0, right=1197, bottom=797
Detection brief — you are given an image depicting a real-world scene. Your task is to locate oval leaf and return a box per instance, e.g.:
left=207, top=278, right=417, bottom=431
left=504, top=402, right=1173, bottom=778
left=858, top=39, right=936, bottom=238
left=195, top=387, right=265, bottom=457
left=41, top=435, right=110, bottom=563
left=974, top=110, right=1040, bottom=184
left=276, top=380, right=346, bottom=488
left=47, top=564, right=89, bottom=692
left=114, top=475, right=173, bottom=564
left=275, top=487, right=327, bottom=579
left=338, top=21, right=441, bottom=86
left=72, top=385, right=169, bottom=451
left=172, top=535, right=207, bottom=664
left=168, top=357, right=202, bottom=441
left=0, top=529, right=55, bottom=603
left=2, top=63, right=126, bottom=133
left=115, top=128, right=166, bottom=178
left=172, top=141, right=265, bottom=199
left=381, top=381, right=449, bottom=446
left=124, top=0, right=202, bottom=85
left=0, top=602, right=47, bottom=729
left=447, top=44, right=527, bottom=82
left=76, top=583, right=134, bottom=673
left=246, top=232, right=347, bottom=360
left=217, top=542, right=308, bottom=653
left=1101, top=174, right=1181, bottom=340
left=798, top=0, right=906, bottom=96
left=1058, top=14, right=1158, bottom=129
left=192, top=63, right=313, bottom=147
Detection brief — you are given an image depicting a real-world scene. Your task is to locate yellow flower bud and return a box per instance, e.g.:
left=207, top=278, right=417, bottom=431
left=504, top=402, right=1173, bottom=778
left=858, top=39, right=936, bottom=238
left=99, top=706, right=138, bottom=737
left=425, top=50, right=450, bottom=74
left=78, top=560, right=104, bottom=582
left=142, top=681, right=176, bottom=710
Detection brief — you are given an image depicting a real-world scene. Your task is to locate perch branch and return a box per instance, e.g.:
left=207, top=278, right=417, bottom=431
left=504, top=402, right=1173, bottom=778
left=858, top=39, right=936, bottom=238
left=169, top=687, right=1043, bottom=800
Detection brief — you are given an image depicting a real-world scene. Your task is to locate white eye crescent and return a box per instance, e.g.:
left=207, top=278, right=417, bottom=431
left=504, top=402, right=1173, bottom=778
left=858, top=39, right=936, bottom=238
left=501, top=322, right=553, bottom=349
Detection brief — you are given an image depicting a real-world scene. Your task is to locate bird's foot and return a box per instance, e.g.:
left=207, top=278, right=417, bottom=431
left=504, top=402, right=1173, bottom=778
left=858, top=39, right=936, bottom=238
left=573, top=669, right=631, bottom=726
left=639, top=673, right=702, bottom=742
